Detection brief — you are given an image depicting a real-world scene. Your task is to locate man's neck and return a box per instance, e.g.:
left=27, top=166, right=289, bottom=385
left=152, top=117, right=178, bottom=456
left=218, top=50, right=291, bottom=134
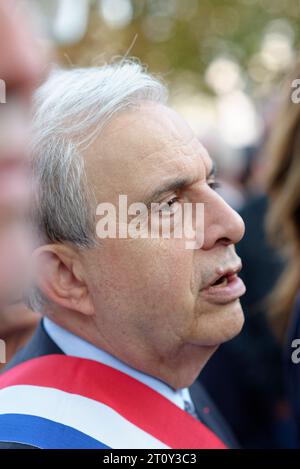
left=43, top=317, right=195, bottom=410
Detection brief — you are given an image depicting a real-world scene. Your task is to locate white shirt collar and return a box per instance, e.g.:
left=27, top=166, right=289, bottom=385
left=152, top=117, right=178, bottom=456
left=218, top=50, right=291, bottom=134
left=43, top=317, right=194, bottom=411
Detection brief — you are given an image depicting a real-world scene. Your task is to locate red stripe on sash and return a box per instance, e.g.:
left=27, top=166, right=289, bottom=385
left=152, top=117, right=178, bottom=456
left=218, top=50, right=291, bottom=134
left=0, top=355, right=226, bottom=449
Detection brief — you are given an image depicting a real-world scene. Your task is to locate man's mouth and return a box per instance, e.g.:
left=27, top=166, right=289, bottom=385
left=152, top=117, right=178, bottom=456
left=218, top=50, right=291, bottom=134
left=201, top=265, right=246, bottom=304
left=210, top=271, right=237, bottom=288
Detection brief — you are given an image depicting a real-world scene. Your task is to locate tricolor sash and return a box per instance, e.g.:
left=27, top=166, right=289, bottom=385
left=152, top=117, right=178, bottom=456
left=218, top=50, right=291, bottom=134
left=0, top=355, right=227, bottom=449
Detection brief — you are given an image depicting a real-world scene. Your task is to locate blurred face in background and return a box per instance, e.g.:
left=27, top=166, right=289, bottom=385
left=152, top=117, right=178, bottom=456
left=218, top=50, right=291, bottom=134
left=0, top=0, right=45, bottom=306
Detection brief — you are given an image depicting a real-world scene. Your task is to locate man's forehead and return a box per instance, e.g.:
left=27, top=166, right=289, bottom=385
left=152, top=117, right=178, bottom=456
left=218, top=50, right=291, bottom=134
left=92, top=103, right=208, bottom=161
left=144, top=137, right=211, bottom=178
left=95, top=103, right=179, bottom=145
left=86, top=102, right=212, bottom=196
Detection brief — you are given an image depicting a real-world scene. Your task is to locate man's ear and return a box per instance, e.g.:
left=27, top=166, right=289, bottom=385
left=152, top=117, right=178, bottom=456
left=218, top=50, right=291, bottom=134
left=32, top=244, right=95, bottom=316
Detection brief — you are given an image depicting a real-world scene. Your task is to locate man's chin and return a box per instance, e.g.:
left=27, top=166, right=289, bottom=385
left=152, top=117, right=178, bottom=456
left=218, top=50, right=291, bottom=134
left=192, top=299, right=245, bottom=347
left=216, top=300, right=245, bottom=343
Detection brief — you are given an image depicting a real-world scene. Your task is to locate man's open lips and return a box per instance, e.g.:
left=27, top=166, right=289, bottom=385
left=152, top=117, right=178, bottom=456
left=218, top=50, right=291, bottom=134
left=200, top=267, right=246, bottom=304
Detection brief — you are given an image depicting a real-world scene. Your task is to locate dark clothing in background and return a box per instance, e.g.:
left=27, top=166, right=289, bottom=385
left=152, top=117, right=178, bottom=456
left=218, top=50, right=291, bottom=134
left=199, top=194, right=289, bottom=448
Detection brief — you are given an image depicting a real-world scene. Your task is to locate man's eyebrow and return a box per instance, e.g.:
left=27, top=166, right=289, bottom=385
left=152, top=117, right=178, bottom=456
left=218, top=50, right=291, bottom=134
left=144, top=176, right=194, bottom=207
left=143, top=161, right=217, bottom=207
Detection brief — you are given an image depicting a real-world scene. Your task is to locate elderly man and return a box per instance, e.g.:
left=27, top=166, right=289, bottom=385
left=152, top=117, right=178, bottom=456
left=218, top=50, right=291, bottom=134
left=0, top=1, right=45, bottom=367
left=0, top=62, right=245, bottom=449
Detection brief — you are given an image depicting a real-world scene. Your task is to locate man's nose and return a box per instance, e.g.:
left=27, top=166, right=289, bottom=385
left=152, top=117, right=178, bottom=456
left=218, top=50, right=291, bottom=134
left=201, top=191, right=245, bottom=250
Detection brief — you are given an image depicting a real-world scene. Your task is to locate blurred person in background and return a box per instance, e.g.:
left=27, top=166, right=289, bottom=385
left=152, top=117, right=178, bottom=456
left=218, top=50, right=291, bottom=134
left=0, top=0, right=46, bottom=366
left=0, top=304, right=40, bottom=372
left=267, top=62, right=300, bottom=446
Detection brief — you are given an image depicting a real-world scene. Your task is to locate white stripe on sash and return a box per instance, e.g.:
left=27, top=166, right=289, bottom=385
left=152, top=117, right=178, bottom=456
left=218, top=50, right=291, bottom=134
left=0, top=385, right=169, bottom=449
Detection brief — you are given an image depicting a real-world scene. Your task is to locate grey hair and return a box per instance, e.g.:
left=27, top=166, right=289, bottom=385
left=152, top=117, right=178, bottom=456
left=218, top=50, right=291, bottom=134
left=28, top=59, right=168, bottom=311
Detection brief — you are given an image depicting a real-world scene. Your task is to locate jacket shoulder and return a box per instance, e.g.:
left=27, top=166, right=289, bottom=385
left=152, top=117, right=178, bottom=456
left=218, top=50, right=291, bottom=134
left=1, top=320, right=63, bottom=374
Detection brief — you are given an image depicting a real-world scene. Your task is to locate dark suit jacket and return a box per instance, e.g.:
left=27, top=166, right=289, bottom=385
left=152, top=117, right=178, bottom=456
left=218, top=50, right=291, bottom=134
left=0, top=320, right=238, bottom=449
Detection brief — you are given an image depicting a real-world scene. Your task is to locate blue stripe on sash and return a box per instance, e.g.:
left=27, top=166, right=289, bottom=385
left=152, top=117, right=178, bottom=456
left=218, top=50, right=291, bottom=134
left=0, top=414, right=110, bottom=449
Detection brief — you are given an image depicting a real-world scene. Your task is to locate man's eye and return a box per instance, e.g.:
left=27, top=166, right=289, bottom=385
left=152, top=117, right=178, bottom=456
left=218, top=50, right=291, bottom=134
left=208, top=181, right=221, bottom=191
left=159, top=197, right=180, bottom=213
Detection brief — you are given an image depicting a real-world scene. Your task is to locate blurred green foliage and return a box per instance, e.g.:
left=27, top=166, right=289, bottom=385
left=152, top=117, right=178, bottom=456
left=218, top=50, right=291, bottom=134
left=60, top=0, right=300, bottom=95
